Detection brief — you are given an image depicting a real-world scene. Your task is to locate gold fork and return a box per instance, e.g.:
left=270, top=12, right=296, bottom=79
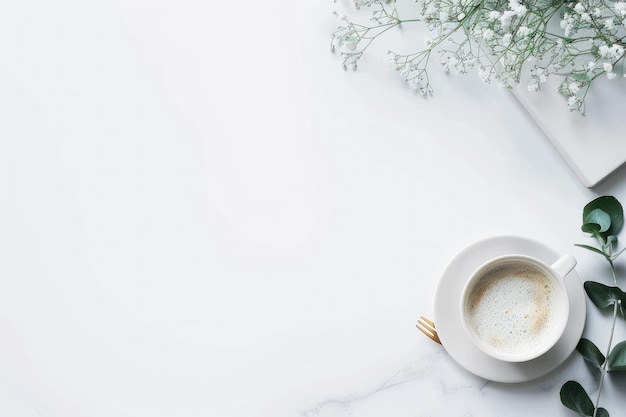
left=416, top=316, right=441, bottom=344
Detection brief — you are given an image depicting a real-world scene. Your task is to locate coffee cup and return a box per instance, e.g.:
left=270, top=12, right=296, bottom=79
left=460, top=254, right=576, bottom=362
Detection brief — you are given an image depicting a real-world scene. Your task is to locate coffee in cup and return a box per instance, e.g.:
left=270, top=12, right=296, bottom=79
left=460, top=254, right=576, bottom=362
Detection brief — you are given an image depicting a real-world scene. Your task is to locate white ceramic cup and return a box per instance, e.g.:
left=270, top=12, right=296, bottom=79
left=460, top=254, right=576, bottom=362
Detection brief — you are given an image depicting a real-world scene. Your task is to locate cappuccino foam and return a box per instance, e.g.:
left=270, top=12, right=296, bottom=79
left=465, top=263, right=562, bottom=356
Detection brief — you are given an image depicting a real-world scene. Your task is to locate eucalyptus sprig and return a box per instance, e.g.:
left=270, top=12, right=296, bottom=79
left=331, top=0, right=626, bottom=114
left=560, top=196, right=626, bottom=417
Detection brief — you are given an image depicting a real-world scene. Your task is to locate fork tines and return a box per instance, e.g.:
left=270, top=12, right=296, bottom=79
left=416, top=316, right=441, bottom=344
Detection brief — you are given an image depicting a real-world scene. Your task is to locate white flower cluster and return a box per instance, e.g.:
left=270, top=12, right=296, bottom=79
left=352, top=0, right=391, bottom=9
left=488, top=0, right=527, bottom=30
left=331, top=0, right=626, bottom=113
left=528, top=66, right=548, bottom=92
left=387, top=51, right=434, bottom=96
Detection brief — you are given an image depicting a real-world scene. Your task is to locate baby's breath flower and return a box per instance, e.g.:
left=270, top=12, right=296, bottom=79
left=488, top=10, right=501, bottom=21
left=610, top=44, right=625, bottom=58
left=560, top=13, right=576, bottom=37
left=509, top=0, right=527, bottom=15
left=574, top=3, right=585, bottom=14
left=603, top=62, right=615, bottom=80
left=499, top=10, right=516, bottom=28
left=528, top=66, right=548, bottom=91
left=599, top=43, right=625, bottom=60
left=482, top=28, right=495, bottom=40
left=477, top=65, right=491, bottom=82
left=332, top=0, right=626, bottom=113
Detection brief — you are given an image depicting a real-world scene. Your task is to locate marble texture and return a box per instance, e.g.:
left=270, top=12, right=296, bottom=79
left=1, top=1, right=626, bottom=416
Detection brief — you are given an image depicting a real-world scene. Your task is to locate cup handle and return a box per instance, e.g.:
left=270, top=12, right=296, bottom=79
left=551, top=254, right=577, bottom=278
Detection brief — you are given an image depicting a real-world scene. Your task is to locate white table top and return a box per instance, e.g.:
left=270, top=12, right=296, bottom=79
left=1, top=1, right=625, bottom=416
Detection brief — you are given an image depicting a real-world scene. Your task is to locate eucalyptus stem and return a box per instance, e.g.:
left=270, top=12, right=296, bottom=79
left=608, top=259, right=617, bottom=286
left=592, top=270, right=619, bottom=417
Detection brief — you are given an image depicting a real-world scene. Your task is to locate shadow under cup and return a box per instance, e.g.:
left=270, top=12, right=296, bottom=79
left=460, top=255, right=573, bottom=363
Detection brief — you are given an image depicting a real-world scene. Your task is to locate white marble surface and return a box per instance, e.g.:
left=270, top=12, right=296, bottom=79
left=1, top=1, right=626, bottom=416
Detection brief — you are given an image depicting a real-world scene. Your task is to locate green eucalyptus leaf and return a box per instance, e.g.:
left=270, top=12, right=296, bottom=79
left=596, top=408, right=610, bottom=417
left=560, top=381, right=595, bottom=416
left=577, top=338, right=605, bottom=368
left=608, top=340, right=626, bottom=372
left=583, top=196, right=624, bottom=238
left=575, top=244, right=608, bottom=258
left=584, top=208, right=612, bottom=233
left=584, top=281, right=626, bottom=309
left=582, top=223, right=602, bottom=234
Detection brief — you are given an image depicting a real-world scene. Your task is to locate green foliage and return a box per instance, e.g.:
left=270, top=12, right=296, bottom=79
left=607, top=341, right=626, bottom=372
left=574, top=244, right=607, bottom=257
left=582, top=209, right=612, bottom=234
left=582, top=197, right=624, bottom=239
left=576, top=339, right=605, bottom=369
left=560, top=381, right=609, bottom=417
left=562, top=196, right=625, bottom=416
left=584, top=282, right=626, bottom=310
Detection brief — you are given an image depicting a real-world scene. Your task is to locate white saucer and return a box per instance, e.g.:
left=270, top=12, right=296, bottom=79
left=433, top=235, right=586, bottom=383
